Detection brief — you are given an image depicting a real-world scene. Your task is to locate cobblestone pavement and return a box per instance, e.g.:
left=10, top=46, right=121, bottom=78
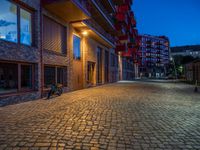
left=0, top=81, right=200, bottom=150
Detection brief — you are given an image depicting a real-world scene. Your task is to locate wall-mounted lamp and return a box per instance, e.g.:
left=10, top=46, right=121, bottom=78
left=82, top=31, right=88, bottom=36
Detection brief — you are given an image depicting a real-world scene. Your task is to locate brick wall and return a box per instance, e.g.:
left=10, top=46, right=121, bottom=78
left=0, top=0, right=120, bottom=106
left=0, top=0, right=41, bottom=106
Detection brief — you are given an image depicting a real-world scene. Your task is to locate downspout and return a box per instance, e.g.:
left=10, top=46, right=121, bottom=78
left=40, top=3, right=44, bottom=98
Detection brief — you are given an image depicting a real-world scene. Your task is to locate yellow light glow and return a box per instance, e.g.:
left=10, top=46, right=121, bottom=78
left=82, top=31, right=88, bottom=36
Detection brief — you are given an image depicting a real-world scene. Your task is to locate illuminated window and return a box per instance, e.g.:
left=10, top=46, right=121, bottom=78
left=0, top=1, right=17, bottom=43
left=73, top=35, right=81, bottom=60
left=20, top=9, right=32, bottom=45
left=0, top=0, right=33, bottom=45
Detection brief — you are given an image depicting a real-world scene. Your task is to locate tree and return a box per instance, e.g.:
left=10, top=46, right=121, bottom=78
left=172, top=55, right=198, bottom=78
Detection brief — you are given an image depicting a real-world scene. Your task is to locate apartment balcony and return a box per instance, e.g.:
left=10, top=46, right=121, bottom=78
left=129, top=36, right=136, bottom=44
left=115, top=12, right=129, bottom=25
left=90, top=0, right=115, bottom=31
left=116, top=4, right=130, bottom=13
left=146, top=54, right=152, bottom=58
left=157, top=46, right=162, bottom=50
left=116, top=44, right=127, bottom=52
left=147, top=45, right=152, bottom=49
left=129, top=11, right=136, bottom=27
left=119, top=35, right=130, bottom=43
left=130, top=47, right=137, bottom=53
left=146, top=40, right=152, bottom=45
left=129, top=17, right=136, bottom=28
left=156, top=42, right=164, bottom=46
left=42, top=0, right=91, bottom=22
left=101, top=0, right=116, bottom=13
left=83, top=19, right=115, bottom=47
left=156, top=56, right=161, bottom=59
left=156, top=51, right=161, bottom=54
left=115, top=23, right=126, bottom=35
left=127, top=42, right=135, bottom=48
left=132, top=29, right=138, bottom=37
left=113, top=0, right=133, bottom=6
left=163, top=42, right=169, bottom=47
left=121, top=49, right=133, bottom=57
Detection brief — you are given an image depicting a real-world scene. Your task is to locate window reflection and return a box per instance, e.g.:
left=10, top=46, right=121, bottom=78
left=73, top=35, right=81, bottom=60
left=20, top=9, right=32, bottom=45
left=0, top=1, right=32, bottom=45
left=0, top=0, right=17, bottom=43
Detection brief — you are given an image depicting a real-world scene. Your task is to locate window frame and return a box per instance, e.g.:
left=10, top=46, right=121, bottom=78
left=0, top=60, right=35, bottom=96
left=19, top=7, right=33, bottom=46
left=0, top=0, right=18, bottom=43
left=0, top=0, right=34, bottom=46
left=73, top=34, right=82, bottom=60
left=44, top=65, right=68, bottom=89
left=20, top=63, right=34, bottom=91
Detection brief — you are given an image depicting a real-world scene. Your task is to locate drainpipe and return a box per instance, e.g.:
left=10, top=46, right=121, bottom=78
left=40, top=3, right=44, bottom=98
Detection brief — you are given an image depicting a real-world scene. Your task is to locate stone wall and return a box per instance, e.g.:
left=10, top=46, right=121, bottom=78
left=0, top=92, right=40, bottom=107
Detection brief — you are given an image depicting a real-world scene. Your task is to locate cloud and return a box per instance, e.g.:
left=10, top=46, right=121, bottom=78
left=0, top=19, right=16, bottom=27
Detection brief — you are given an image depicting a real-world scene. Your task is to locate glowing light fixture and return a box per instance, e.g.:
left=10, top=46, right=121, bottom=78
left=82, top=31, right=88, bottom=36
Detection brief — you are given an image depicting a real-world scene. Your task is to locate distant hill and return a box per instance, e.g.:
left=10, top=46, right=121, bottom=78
left=171, top=45, right=200, bottom=53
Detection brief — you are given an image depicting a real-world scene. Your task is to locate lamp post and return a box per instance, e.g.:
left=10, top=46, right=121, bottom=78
left=170, top=57, right=177, bottom=80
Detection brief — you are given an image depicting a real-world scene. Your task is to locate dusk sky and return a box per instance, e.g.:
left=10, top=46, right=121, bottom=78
left=132, top=0, right=200, bottom=47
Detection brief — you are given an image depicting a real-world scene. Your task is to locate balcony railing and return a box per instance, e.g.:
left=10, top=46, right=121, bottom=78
left=83, top=19, right=115, bottom=46
left=91, top=0, right=115, bottom=29
left=72, top=0, right=91, bottom=17
left=108, top=0, right=116, bottom=11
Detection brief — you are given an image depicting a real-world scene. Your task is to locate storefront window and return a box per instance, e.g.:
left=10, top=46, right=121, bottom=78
left=57, top=67, right=63, bottom=85
left=20, top=8, right=32, bottom=45
left=44, top=66, right=56, bottom=88
left=0, top=0, right=17, bottom=43
left=57, top=67, right=67, bottom=86
left=44, top=66, right=67, bottom=88
left=0, top=62, right=34, bottom=94
left=0, top=63, right=18, bottom=94
left=21, top=65, right=32, bottom=89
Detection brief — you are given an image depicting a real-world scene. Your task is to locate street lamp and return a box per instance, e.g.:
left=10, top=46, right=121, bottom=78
left=170, top=57, right=177, bottom=80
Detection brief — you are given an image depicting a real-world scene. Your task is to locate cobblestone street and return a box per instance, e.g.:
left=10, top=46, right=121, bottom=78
left=0, top=81, right=200, bottom=150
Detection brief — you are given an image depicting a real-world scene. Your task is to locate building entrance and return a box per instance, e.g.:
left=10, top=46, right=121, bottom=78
left=87, top=61, right=95, bottom=86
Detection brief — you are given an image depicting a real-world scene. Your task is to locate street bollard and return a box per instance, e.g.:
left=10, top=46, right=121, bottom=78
left=194, top=80, right=198, bottom=92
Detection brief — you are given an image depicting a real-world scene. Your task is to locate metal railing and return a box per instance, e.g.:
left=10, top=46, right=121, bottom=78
left=72, top=0, right=91, bottom=17
left=108, top=0, right=116, bottom=12
left=90, top=0, right=115, bottom=28
left=84, top=19, right=115, bottom=45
